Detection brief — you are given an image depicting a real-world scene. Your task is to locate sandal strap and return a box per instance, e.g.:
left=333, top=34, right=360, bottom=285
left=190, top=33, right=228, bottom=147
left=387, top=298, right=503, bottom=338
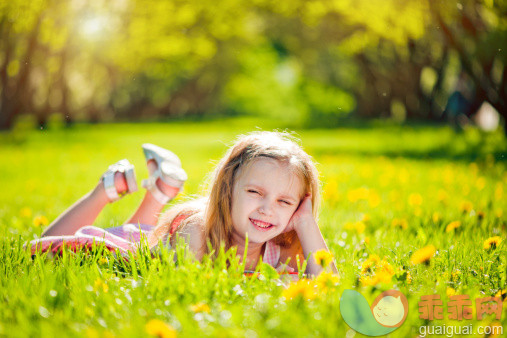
left=102, top=159, right=138, bottom=202
left=142, top=174, right=171, bottom=205
left=103, top=171, right=120, bottom=202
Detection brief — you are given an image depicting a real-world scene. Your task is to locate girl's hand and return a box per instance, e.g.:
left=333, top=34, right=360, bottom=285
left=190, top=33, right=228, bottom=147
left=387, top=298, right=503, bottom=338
left=284, top=194, right=315, bottom=234
left=275, top=263, right=295, bottom=273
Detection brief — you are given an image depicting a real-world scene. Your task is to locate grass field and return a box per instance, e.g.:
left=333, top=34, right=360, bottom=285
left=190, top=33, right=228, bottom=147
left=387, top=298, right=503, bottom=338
left=1, top=119, right=506, bottom=337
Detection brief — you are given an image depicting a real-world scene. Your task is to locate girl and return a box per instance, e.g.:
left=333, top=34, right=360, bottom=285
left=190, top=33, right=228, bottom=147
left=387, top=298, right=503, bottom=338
left=34, top=131, right=336, bottom=276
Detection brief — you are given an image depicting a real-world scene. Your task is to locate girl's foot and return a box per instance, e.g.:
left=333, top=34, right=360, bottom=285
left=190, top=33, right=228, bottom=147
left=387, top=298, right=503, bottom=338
left=141, top=144, right=187, bottom=205
left=101, top=159, right=138, bottom=202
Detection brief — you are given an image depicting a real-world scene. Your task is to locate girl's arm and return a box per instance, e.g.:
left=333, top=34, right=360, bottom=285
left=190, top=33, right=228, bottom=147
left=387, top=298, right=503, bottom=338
left=287, top=195, right=338, bottom=276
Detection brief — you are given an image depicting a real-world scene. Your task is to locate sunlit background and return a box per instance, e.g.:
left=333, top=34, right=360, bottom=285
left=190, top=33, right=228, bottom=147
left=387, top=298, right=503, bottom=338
left=0, top=0, right=505, bottom=130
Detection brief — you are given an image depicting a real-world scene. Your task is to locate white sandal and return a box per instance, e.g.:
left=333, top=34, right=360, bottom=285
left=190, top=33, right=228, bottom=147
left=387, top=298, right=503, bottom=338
left=101, top=159, right=138, bottom=202
left=141, top=143, right=187, bottom=204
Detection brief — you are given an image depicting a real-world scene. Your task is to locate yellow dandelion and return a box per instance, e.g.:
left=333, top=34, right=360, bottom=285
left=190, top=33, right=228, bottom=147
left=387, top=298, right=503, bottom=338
left=315, top=272, right=340, bottom=292
left=475, top=177, right=486, bottom=190
left=437, top=189, right=448, bottom=203
left=495, top=289, right=506, bottom=300
left=93, top=278, right=109, bottom=293
left=20, top=207, right=32, bottom=218
left=368, top=191, right=381, bottom=208
left=477, top=211, right=485, bottom=221
left=360, top=255, right=380, bottom=274
left=363, top=237, right=370, bottom=245
left=483, top=236, right=502, bottom=250
left=98, top=257, right=109, bottom=265
left=84, top=327, right=99, bottom=338
left=313, top=250, right=334, bottom=268
left=391, top=218, right=408, bottom=229
left=345, top=221, right=365, bottom=234
left=323, top=179, right=339, bottom=202
left=494, top=183, right=503, bottom=200
left=495, top=209, right=503, bottom=218
left=486, top=321, right=502, bottom=338
left=408, top=193, right=423, bottom=207
left=354, top=221, right=366, bottom=234
left=190, top=303, right=210, bottom=313
left=361, top=214, right=371, bottom=222
left=347, top=187, right=369, bottom=203
left=282, top=279, right=316, bottom=300
left=145, top=319, right=177, bottom=338
left=379, top=260, right=395, bottom=276
left=359, top=274, right=379, bottom=286
left=33, top=215, right=49, bottom=227
left=406, top=271, right=412, bottom=284
left=360, top=271, right=392, bottom=286
left=446, top=287, right=456, bottom=297
left=460, top=200, right=473, bottom=213
left=410, top=245, right=436, bottom=265
left=445, top=221, right=461, bottom=233
left=432, top=212, right=441, bottom=223
left=451, top=270, right=461, bottom=282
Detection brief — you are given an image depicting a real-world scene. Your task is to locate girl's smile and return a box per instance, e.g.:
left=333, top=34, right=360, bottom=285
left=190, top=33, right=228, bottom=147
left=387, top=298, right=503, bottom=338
left=231, top=157, right=304, bottom=244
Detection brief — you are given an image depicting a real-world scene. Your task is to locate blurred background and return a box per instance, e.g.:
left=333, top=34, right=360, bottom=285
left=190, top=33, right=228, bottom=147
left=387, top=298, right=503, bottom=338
left=0, top=0, right=505, bottom=131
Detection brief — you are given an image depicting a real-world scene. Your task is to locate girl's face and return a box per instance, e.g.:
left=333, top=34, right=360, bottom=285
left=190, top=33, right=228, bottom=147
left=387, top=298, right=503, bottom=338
left=231, top=157, right=304, bottom=244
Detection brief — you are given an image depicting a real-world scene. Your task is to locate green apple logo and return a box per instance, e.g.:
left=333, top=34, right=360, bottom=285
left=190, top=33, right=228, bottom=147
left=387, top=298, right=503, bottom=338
left=340, top=289, right=408, bottom=336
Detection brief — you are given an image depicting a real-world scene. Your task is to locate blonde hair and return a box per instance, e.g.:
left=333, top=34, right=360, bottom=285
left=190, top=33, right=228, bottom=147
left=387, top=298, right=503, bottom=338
left=149, top=131, right=321, bottom=256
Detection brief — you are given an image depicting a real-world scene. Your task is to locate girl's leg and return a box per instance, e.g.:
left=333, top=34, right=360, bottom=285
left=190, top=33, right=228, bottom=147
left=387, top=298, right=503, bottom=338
left=125, top=160, right=179, bottom=226
left=42, top=173, right=128, bottom=237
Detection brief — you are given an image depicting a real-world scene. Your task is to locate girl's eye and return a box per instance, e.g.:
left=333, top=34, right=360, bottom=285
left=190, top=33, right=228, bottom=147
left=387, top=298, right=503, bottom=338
left=280, top=200, right=292, bottom=206
left=247, top=189, right=259, bottom=194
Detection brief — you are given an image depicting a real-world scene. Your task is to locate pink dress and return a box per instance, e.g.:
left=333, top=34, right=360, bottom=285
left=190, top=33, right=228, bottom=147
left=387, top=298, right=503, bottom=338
left=28, top=222, right=281, bottom=267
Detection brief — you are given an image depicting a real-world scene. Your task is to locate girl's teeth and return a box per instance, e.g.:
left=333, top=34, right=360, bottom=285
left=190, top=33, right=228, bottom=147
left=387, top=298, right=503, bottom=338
left=252, top=219, right=272, bottom=228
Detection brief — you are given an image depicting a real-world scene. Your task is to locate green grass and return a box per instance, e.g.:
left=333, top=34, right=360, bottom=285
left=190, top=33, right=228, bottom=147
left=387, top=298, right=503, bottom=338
left=1, top=118, right=506, bottom=337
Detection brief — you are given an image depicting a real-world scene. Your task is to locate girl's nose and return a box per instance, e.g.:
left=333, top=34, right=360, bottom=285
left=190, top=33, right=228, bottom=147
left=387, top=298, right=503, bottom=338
left=258, top=200, right=274, bottom=216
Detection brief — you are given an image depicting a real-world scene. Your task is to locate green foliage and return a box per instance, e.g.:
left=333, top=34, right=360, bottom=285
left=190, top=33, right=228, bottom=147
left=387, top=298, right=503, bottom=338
left=2, top=0, right=505, bottom=129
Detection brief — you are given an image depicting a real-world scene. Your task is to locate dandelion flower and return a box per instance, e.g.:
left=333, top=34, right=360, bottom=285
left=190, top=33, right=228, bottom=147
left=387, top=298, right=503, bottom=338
left=347, top=187, right=369, bottom=203
left=379, top=260, right=395, bottom=276
left=483, top=236, right=502, bottom=250
left=20, top=207, right=32, bottom=218
left=477, top=211, right=485, bottom=221
left=391, top=218, right=408, bottom=230
left=432, top=212, right=441, bottom=223
left=460, top=201, right=473, bottom=213
left=437, top=189, right=448, bottom=202
left=98, top=257, right=109, bottom=265
left=406, top=271, right=412, bottom=284
left=368, top=191, right=381, bottom=208
left=408, top=193, right=423, bottom=207
left=360, top=255, right=380, bottom=274
left=446, top=287, right=456, bottom=297
left=494, top=184, right=503, bottom=200
left=360, top=271, right=392, bottom=286
left=410, top=245, right=436, bottom=265
left=359, top=256, right=394, bottom=286
left=33, top=215, right=49, bottom=227
left=445, top=221, right=461, bottom=233
left=475, top=177, right=486, bottom=190
left=495, top=289, right=506, bottom=300
left=315, top=272, right=340, bottom=292
left=282, top=279, right=316, bottom=300
left=145, top=319, right=177, bottom=338
left=190, top=303, right=210, bottom=313
left=313, top=250, right=334, bottom=268
left=93, top=279, right=109, bottom=293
